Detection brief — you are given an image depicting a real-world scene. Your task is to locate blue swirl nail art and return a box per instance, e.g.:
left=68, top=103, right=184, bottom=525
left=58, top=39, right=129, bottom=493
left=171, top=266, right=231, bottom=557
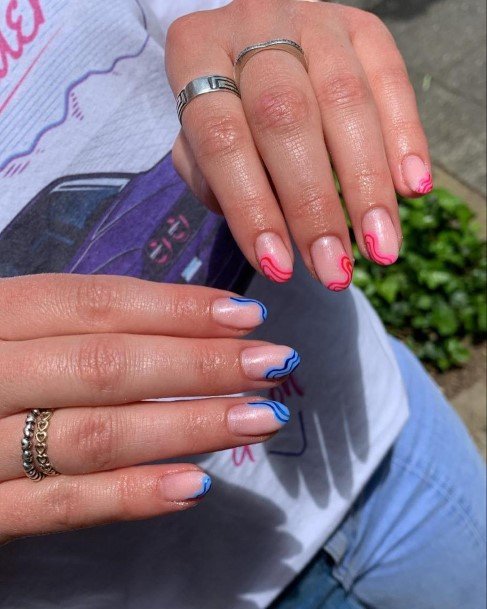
left=249, top=400, right=290, bottom=424
left=191, top=474, right=212, bottom=499
left=265, top=349, right=301, bottom=380
left=229, top=296, right=268, bottom=322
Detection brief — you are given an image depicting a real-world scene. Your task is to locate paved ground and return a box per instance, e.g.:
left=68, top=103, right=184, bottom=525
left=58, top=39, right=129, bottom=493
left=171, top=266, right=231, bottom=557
left=336, top=0, right=487, bottom=195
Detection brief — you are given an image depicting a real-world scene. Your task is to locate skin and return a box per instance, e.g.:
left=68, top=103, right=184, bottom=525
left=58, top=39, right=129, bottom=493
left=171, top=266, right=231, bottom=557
left=0, top=0, right=431, bottom=543
left=168, top=0, right=431, bottom=281
left=0, top=274, right=289, bottom=544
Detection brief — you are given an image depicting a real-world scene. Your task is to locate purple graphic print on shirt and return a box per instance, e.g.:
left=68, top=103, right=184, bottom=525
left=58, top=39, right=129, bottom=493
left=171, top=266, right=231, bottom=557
left=0, top=153, right=252, bottom=292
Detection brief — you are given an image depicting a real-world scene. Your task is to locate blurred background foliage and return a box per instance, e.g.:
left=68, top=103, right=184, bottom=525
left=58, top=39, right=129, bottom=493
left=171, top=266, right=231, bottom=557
left=352, top=189, right=486, bottom=371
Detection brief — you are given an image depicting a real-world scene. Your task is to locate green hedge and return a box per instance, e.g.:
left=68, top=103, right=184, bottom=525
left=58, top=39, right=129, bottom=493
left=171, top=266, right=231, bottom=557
left=352, top=189, right=486, bottom=371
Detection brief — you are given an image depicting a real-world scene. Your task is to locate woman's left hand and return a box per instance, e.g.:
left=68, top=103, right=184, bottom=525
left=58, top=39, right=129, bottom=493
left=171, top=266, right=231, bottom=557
left=166, top=0, right=432, bottom=290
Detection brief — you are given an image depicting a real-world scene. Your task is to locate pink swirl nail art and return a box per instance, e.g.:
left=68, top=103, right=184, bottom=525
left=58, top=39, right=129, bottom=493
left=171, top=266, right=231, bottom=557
left=416, top=172, right=433, bottom=194
left=402, top=155, right=433, bottom=194
left=364, top=232, right=397, bottom=266
left=260, top=255, right=293, bottom=283
left=326, top=255, right=353, bottom=291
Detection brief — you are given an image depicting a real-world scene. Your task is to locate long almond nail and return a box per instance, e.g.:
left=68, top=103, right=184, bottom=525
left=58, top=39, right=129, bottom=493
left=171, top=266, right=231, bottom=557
left=212, top=297, right=268, bottom=329
left=362, top=208, right=400, bottom=266
left=255, top=233, right=293, bottom=283
left=241, top=345, right=301, bottom=380
left=159, top=471, right=212, bottom=502
left=228, top=400, right=290, bottom=435
left=310, top=236, right=353, bottom=292
left=402, top=155, right=433, bottom=194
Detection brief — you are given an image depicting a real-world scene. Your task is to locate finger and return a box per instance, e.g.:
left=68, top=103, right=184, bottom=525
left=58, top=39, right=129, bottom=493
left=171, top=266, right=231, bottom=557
left=1, top=397, right=290, bottom=480
left=306, top=25, right=402, bottom=265
left=165, top=17, right=294, bottom=282
left=0, top=465, right=211, bottom=543
left=0, top=335, right=300, bottom=416
left=240, top=47, right=354, bottom=291
left=0, top=274, right=268, bottom=341
left=173, top=131, right=223, bottom=214
left=347, top=10, right=432, bottom=197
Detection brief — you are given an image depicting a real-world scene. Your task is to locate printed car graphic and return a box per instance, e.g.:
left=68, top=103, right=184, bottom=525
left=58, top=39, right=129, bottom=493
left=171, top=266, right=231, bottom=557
left=0, top=154, right=252, bottom=292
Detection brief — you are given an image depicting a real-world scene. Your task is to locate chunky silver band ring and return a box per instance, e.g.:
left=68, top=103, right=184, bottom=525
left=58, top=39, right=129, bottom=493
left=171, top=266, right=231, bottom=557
left=234, top=38, right=308, bottom=85
left=176, top=75, right=240, bottom=123
left=21, top=410, right=45, bottom=481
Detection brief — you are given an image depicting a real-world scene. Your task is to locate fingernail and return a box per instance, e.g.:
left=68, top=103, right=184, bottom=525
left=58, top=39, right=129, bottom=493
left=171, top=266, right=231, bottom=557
left=160, top=471, right=212, bottom=502
left=241, top=345, right=301, bottom=380
left=255, top=232, right=293, bottom=283
left=212, top=297, right=267, bottom=329
left=310, top=236, right=353, bottom=292
left=402, top=155, right=433, bottom=194
left=228, top=400, right=290, bottom=436
left=362, top=208, right=400, bottom=266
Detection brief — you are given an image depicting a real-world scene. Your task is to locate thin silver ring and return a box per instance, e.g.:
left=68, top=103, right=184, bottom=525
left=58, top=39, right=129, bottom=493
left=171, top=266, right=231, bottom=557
left=234, top=38, right=307, bottom=85
left=176, top=75, right=240, bottom=124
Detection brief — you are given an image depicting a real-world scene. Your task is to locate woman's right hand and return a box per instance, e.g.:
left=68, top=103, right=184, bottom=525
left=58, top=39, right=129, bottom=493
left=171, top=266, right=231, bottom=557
left=0, top=274, right=299, bottom=545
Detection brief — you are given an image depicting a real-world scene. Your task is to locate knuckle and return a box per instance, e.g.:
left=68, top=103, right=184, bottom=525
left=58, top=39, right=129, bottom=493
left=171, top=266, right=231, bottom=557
left=73, top=277, right=120, bottom=327
left=113, top=472, right=145, bottom=519
left=73, top=408, right=120, bottom=472
left=316, top=73, right=370, bottom=110
left=47, top=479, right=83, bottom=531
left=166, top=13, right=201, bottom=50
left=197, top=113, right=247, bottom=161
left=253, top=86, right=310, bottom=132
left=74, top=335, right=128, bottom=394
left=383, top=116, right=424, bottom=141
left=353, top=8, right=385, bottom=31
left=370, top=67, right=412, bottom=96
left=352, top=166, right=391, bottom=194
left=191, top=344, right=229, bottom=383
left=288, top=186, right=331, bottom=222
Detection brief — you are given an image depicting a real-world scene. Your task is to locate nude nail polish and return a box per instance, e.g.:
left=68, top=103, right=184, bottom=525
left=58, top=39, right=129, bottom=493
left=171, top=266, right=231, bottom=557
left=241, top=345, right=301, bottom=380
left=212, top=297, right=268, bottom=329
left=362, top=208, right=400, bottom=266
left=227, top=400, right=290, bottom=436
left=402, top=155, right=433, bottom=194
left=159, top=471, right=212, bottom=502
left=255, top=232, right=293, bottom=283
left=310, top=236, right=353, bottom=291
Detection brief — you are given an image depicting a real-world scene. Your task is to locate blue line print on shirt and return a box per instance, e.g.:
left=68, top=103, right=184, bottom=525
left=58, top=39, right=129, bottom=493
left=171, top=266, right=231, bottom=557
left=0, top=0, right=149, bottom=173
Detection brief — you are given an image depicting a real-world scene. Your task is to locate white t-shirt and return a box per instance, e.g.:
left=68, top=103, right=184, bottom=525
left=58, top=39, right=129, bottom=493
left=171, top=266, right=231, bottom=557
left=0, top=2, right=408, bottom=607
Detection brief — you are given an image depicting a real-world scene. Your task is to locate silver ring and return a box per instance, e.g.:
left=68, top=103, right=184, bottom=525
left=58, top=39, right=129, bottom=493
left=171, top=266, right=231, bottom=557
left=234, top=39, right=307, bottom=85
left=176, top=75, right=240, bottom=123
left=21, top=410, right=45, bottom=482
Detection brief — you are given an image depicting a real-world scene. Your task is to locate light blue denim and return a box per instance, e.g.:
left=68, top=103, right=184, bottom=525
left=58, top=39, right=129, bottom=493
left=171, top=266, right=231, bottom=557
left=273, top=338, right=486, bottom=609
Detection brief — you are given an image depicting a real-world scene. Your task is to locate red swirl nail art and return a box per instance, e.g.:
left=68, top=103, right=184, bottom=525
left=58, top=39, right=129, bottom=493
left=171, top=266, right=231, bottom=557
left=364, top=233, right=397, bottom=266
left=327, top=255, right=353, bottom=291
left=416, top=173, right=433, bottom=194
left=260, top=255, right=292, bottom=283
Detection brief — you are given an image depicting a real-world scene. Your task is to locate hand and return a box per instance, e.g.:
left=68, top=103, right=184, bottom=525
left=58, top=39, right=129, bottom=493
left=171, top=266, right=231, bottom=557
left=0, top=274, right=298, bottom=544
left=167, top=0, right=432, bottom=290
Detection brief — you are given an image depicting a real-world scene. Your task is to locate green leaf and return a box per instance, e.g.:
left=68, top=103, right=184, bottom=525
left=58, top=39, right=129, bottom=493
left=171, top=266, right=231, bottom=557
left=362, top=187, right=486, bottom=371
left=376, top=274, right=402, bottom=304
left=431, top=301, right=459, bottom=336
left=418, top=269, right=452, bottom=289
left=445, top=338, right=471, bottom=366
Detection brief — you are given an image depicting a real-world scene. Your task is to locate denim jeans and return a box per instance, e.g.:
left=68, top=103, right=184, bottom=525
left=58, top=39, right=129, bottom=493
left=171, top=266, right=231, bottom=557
left=272, top=339, right=486, bottom=609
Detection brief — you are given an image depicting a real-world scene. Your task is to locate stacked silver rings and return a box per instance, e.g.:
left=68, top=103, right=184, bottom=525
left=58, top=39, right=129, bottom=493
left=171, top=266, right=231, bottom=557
left=175, top=38, right=307, bottom=123
left=21, top=409, right=59, bottom=481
